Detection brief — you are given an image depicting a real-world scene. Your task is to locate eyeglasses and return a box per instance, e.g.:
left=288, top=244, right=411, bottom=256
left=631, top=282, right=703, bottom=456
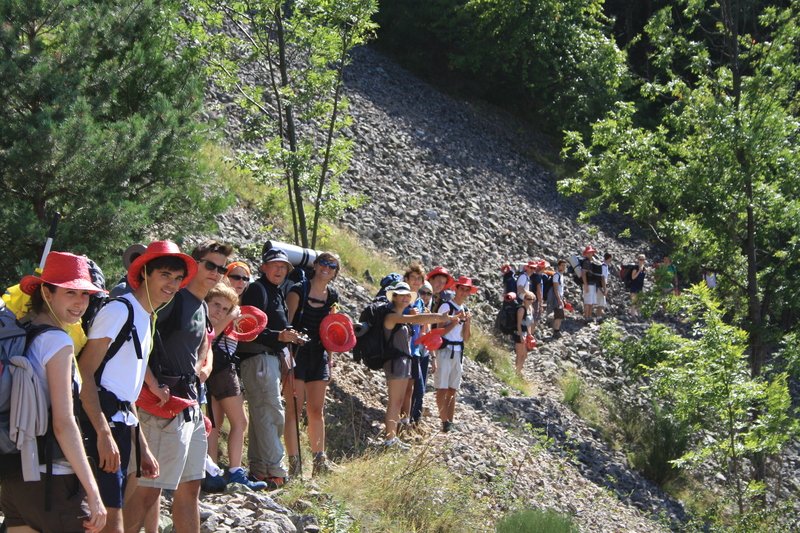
left=227, top=274, right=249, bottom=282
left=418, top=290, right=432, bottom=296
left=199, top=259, right=227, bottom=275
left=318, top=259, right=339, bottom=269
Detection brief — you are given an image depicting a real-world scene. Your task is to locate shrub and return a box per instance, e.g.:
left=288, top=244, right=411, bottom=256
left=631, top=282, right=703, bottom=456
left=496, top=508, right=579, bottom=533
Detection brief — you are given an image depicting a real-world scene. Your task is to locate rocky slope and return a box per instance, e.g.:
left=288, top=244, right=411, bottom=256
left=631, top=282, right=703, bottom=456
left=194, top=43, right=709, bottom=532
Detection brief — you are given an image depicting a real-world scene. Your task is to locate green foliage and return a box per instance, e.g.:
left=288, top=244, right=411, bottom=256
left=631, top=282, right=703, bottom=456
left=600, top=319, right=682, bottom=376
left=561, top=0, right=800, bottom=379
left=184, top=0, right=377, bottom=248
left=561, top=370, right=583, bottom=411
left=646, top=286, right=798, bottom=513
left=376, top=0, right=629, bottom=134
left=626, top=401, right=690, bottom=486
left=0, top=0, right=229, bottom=285
left=495, top=508, right=579, bottom=533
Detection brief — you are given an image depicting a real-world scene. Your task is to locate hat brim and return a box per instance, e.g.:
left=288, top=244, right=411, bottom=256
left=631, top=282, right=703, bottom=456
left=127, top=250, right=197, bottom=291
left=228, top=306, right=268, bottom=342
left=386, top=289, right=418, bottom=302
left=417, top=327, right=446, bottom=351
left=122, top=244, right=147, bottom=270
left=457, top=285, right=479, bottom=295
left=19, top=274, right=105, bottom=296
left=426, top=269, right=456, bottom=289
left=320, top=314, right=356, bottom=353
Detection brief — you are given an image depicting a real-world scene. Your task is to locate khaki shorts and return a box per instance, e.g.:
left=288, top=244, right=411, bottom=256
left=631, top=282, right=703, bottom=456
left=596, top=290, right=606, bottom=308
left=433, top=348, right=463, bottom=390
left=137, top=406, right=207, bottom=490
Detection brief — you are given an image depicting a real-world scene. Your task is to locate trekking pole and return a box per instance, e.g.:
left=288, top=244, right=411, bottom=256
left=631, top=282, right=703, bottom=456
left=38, top=212, right=61, bottom=270
left=289, top=345, right=303, bottom=478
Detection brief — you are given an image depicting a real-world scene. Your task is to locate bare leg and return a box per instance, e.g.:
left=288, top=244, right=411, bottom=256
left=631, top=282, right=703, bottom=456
left=171, top=479, right=201, bottom=533
left=219, top=394, right=248, bottom=469
left=514, top=342, right=528, bottom=374
left=123, top=486, right=161, bottom=533
left=385, top=378, right=410, bottom=440
left=304, top=380, right=328, bottom=453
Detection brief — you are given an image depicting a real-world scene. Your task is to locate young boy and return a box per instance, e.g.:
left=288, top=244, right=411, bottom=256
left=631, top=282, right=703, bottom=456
left=125, top=240, right=232, bottom=533
left=548, top=260, right=568, bottom=338
left=432, top=276, right=475, bottom=432
left=78, top=241, right=196, bottom=533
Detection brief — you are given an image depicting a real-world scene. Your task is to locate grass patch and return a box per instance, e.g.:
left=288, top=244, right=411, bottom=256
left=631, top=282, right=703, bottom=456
left=496, top=508, right=579, bottom=533
left=469, top=329, right=531, bottom=394
left=558, top=369, right=613, bottom=443
left=318, top=223, right=403, bottom=289
left=317, top=447, right=491, bottom=532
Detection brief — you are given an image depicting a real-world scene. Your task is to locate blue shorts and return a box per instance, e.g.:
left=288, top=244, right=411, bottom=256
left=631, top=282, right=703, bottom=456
left=82, top=420, right=132, bottom=508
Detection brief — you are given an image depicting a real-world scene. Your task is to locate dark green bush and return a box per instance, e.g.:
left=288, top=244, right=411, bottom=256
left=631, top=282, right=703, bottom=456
left=496, top=508, right=579, bottom=533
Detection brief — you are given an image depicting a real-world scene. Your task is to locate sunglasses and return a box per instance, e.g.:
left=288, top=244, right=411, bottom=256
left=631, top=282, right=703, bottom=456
left=524, top=298, right=535, bottom=301
left=199, top=259, right=227, bottom=275
left=318, top=259, right=339, bottom=269
left=418, top=290, right=433, bottom=296
left=227, top=274, right=249, bottom=282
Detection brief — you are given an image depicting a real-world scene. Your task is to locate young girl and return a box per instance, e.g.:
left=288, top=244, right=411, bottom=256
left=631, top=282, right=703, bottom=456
left=513, top=291, right=535, bottom=375
left=0, top=252, right=107, bottom=533
left=284, top=252, right=341, bottom=476
left=382, top=282, right=461, bottom=449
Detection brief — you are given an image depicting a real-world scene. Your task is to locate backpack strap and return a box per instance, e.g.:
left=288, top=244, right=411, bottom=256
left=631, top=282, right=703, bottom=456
left=93, top=297, right=141, bottom=385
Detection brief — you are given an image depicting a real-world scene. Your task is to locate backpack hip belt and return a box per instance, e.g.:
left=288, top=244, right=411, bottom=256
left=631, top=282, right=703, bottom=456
left=440, top=339, right=464, bottom=360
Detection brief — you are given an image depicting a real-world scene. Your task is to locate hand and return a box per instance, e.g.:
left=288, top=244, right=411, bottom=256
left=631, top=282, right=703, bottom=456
left=97, top=431, right=120, bottom=473
left=197, top=366, right=211, bottom=383
left=280, top=328, right=307, bottom=345
left=407, top=308, right=419, bottom=316
left=153, top=384, right=170, bottom=407
left=430, top=358, right=437, bottom=374
left=230, top=305, right=241, bottom=319
left=139, top=446, right=160, bottom=479
left=83, top=493, right=107, bottom=533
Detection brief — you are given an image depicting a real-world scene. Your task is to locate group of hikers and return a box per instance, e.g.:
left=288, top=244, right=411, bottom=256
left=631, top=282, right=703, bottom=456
left=0, top=239, right=485, bottom=533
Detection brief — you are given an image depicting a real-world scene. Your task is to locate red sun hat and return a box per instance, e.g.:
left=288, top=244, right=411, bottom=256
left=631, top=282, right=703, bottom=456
left=426, top=266, right=456, bottom=290
left=564, top=302, right=574, bottom=312
left=226, top=306, right=268, bottom=342
left=582, top=246, right=597, bottom=257
left=500, top=264, right=513, bottom=274
left=127, top=240, right=197, bottom=291
left=455, top=276, right=480, bottom=294
left=136, top=386, right=197, bottom=419
left=20, top=252, right=106, bottom=296
left=525, top=335, right=537, bottom=350
left=504, top=292, right=518, bottom=302
left=320, top=313, right=357, bottom=353
left=417, top=328, right=446, bottom=351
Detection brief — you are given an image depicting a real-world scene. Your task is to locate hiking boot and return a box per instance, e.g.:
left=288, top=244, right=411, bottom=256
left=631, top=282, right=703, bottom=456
left=442, top=420, right=454, bottom=433
left=227, top=467, right=268, bottom=491
left=261, top=476, right=288, bottom=489
left=312, top=452, right=338, bottom=477
left=288, top=455, right=302, bottom=478
left=201, top=473, right=227, bottom=493
left=382, top=437, right=411, bottom=451
left=552, top=330, right=562, bottom=340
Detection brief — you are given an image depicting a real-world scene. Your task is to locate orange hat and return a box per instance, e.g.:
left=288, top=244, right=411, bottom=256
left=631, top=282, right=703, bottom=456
left=226, top=261, right=251, bottom=278
left=127, top=240, right=196, bottom=291
left=20, top=252, right=106, bottom=295
left=320, top=313, right=357, bottom=353
left=226, top=306, right=268, bottom=342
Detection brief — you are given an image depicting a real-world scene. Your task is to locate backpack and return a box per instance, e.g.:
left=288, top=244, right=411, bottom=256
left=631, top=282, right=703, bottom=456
left=619, top=263, right=637, bottom=288
left=0, top=305, right=82, bottom=508
left=541, top=273, right=554, bottom=299
left=494, top=297, right=522, bottom=334
left=566, top=254, right=584, bottom=285
left=352, top=301, right=406, bottom=370
left=502, top=270, right=518, bottom=295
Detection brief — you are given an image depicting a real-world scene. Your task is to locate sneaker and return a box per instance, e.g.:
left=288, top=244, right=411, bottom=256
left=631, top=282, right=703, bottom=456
left=552, top=330, right=562, bottom=339
left=288, top=455, right=302, bottom=478
left=382, top=437, right=411, bottom=451
left=264, top=476, right=288, bottom=489
left=201, top=473, right=227, bottom=493
left=312, top=452, right=338, bottom=477
left=227, top=467, right=268, bottom=491
left=442, top=420, right=454, bottom=433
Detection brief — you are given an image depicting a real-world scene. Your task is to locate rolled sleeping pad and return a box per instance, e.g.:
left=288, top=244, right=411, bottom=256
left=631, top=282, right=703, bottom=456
left=262, top=240, right=320, bottom=268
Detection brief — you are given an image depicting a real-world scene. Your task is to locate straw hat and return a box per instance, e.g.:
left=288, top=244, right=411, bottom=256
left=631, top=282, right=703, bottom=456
left=127, top=240, right=196, bottom=291
left=386, top=281, right=417, bottom=302
left=20, top=252, right=106, bottom=295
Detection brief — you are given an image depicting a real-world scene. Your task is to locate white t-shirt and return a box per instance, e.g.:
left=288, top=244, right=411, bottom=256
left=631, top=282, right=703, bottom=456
left=439, top=301, right=465, bottom=348
left=88, top=293, right=153, bottom=425
left=26, top=328, right=80, bottom=474
left=553, top=272, right=565, bottom=299
left=516, top=272, right=530, bottom=295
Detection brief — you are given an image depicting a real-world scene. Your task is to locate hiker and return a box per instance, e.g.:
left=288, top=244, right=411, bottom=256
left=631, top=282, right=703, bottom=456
left=547, top=259, right=568, bottom=338
left=513, top=291, right=535, bottom=374
left=581, top=246, right=601, bottom=321
left=432, top=276, right=477, bottom=433
left=204, top=282, right=267, bottom=491
left=529, top=260, right=545, bottom=330
left=400, top=263, right=427, bottom=430
left=225, top=261, right=251, bottom=297
left=382, top=282, right=461, bottom=448
left=516, top=261, right=536, bottom=298
left=500, top=264, right=517, bottom=295
left=108, top=244, right=147, bottom=297
left=629, top=254, right=647, bottom=316
left=237, top=248, right=306, bottom=487
left=0, top=252, right=107, bottom=532
left=284, top=252, right=341, bottom=477
left=703, top=268, right=717, bottom=289
left=411, top=280, right=434, bottom=426
left=595, top=252, right=612, bottom=320
left=426, top=266, right=455, bottom=312
left=658, top=256, right=680, bottom=296
left=125, top=240, right=233, bottom=533
left=79, top=240, right=195, bottom=533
